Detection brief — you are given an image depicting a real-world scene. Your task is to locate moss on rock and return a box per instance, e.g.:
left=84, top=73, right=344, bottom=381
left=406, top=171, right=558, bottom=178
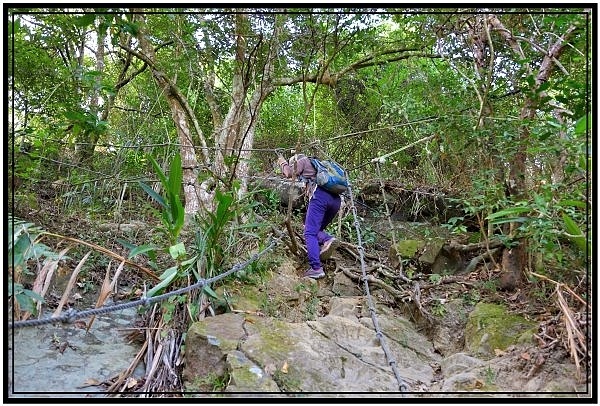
left=465, top=302, right=537, bottom=359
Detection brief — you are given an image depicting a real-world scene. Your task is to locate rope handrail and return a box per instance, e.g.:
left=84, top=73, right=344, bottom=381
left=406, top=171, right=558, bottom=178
left=313, top=144, right=410, bottom=393
left=345, top=180, right=410, bottom=394
left=9, top=236, right=282, bottom=330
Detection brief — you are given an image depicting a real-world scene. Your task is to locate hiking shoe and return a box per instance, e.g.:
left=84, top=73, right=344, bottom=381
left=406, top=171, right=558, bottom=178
left=303, top=267, right=326, bottom=279
left=320, top=238, right=338, bottom=261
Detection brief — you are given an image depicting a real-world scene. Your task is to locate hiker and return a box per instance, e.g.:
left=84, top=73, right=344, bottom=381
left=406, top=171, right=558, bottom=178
left=276, top=152, right=341, bottom=279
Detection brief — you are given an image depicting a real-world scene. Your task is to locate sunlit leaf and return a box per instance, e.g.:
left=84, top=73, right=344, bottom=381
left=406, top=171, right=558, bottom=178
left=147, top=266, right=178, bottom=297
left=169, top=242, right=186, bottom=260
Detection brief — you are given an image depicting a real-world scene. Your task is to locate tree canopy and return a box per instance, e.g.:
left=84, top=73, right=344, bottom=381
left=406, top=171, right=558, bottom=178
left=8, top=6, right=592, bottom=306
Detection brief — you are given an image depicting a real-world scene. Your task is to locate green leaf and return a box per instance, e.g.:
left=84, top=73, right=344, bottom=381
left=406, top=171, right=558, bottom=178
left=169, top=192, right=184, bottom=232
left=64, top=110, right=87, bottom=121
left=168, top=154, right=183, bottom=199
left=73, top=14, right=96, bottom=27
left=116, top=238, right=137, bottom=251
left=8, top=280, right=22, bottom=296
left=486, top=206, right=531, bottom=221
left=169, top=242, right=186, bottom=260
left=22, top=288, right=45, bottom=303
left=147, top=266, right=178, bottom=297
left=562, top=213, right=587, bottom=253
left=128, top=244, right=158, bottom=259
left=488, top=217, right=529, bottom=225
left=16, top=294, right=37, bottom=314
left=202, top=284, right=220, bottom=299
left=574, top=114, right=590, bottom=135
left=138, top=181, right=166, bottom=208
left=215, top=190, right=234, bottom=225
left=148, top=155, right=169, bottom=191
left=558, top=200, right=587, bottom=209
left=10, top=234, right=33, bottom=268
left=120, top=21, right=139, bottom=36
left=180, top=255, right=198, bottom=267
left=172, top=201, right=185, bottom=238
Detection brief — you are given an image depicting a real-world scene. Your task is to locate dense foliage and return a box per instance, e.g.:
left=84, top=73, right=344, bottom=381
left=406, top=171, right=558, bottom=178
left=7, top=6, right=591, bottom=350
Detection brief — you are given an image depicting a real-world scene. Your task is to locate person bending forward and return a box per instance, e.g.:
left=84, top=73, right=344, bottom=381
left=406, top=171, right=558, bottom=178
left=277, top=153, right=341, bottom=279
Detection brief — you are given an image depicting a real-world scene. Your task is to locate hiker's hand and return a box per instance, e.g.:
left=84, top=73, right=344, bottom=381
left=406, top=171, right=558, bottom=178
left=276, top=156, right=287, bottom=166
left=274, top=149, right=285, bottom=164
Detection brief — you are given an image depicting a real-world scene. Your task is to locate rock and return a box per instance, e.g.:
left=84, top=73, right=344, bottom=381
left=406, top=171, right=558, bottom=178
left=440, top=353, right=485, bottom=376
left=225, top=350, right=280, bottom=392
left=464, top=302, right=537, bottom=359
left=183, top=305, right=436, bottom=392
left=393, top=239, right=425, bottom=258
left=331, top=273, right=362, bottom=297
left=429, top=299, right=469, bottom=356
left=418, top=239, right=445, bottom=265
left=182, top=313, right=246, bottom=386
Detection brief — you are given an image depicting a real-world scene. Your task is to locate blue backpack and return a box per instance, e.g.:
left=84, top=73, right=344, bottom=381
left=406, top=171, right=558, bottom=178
left=309, top=158, right=349, bottom=195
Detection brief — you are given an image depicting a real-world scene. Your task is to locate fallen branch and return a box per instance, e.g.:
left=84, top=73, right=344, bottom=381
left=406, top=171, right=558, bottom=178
left=338, top=264, right=407, bottom=299
left=445, top=239, right=504, bottom=252
left=463, top=247, right=500, bottom=274
left=529, top=271, right=589, bottom=382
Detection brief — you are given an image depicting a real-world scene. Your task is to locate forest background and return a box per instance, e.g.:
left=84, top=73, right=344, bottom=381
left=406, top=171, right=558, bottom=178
left=6, top=6, right=593, bottom=393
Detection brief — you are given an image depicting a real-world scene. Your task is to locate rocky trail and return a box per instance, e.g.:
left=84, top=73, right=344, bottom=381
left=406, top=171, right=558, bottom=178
left=7, top=242, right=591, bottom=399
left=6, top=189, right=592, bottom=400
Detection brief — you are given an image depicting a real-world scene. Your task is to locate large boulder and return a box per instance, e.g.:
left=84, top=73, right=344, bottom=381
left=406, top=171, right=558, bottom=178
left=183, top=296, right=436, bottom=393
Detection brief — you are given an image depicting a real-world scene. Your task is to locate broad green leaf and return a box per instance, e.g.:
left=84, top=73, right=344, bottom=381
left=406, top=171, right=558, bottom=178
left=22, top=288, right=45, bottom=303
left=169, top=242, right=186, bottom=260
left=147, top=266, right=178, bottom=297
left=169, top=192, right=184, bottom=229
left=168, top=154, right=182, bottom=199
left=486, top=206, right=531, bottom=220
left=574, top=114, right=590, bottom=135
left=128, top=244, right=158, bottom=259
left=16, top=294, right=37, bottom=314
left=157, top=266, right=178, bottom=281
left=215, top=191, right=234, bottom=225
left=10, top=235, right=33, bottom=268
left=174, top=196, right=185, bottom=232
left=562, top=213, right=587, bottom=253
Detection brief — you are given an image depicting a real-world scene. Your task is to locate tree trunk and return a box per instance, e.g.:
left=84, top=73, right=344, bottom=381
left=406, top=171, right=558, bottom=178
left=133, top=12, right=203, bottom=215
left=490, top=15, right=579, bottom=290
left=209, top=13, right=280, bottom=198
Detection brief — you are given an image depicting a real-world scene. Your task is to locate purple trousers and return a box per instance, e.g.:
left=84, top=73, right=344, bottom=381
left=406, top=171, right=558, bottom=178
left=304, top=186, right=341, bottom=270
